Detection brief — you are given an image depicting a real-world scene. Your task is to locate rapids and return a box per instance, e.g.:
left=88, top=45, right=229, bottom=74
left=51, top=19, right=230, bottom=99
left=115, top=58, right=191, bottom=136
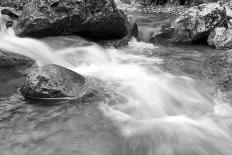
left=0, top=9, right=232, bottom=155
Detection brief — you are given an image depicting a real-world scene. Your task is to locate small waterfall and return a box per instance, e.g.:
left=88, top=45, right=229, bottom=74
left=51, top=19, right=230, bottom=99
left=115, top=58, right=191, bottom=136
left=0, top=14, right=14, bottom=35
left=0, top=11, right=232, bottom=155
left=0, top=14, right=7, bottom=33
left=0, top=14, right=73, bottom=67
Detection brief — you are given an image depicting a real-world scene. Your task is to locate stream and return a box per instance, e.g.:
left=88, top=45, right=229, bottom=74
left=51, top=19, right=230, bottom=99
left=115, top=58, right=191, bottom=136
left=0, top=8, right=232, bottom=155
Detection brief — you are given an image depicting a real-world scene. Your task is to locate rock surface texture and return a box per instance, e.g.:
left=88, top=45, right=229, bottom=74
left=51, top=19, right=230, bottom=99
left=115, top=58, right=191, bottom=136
left=20, top=64, right=89, bottom=99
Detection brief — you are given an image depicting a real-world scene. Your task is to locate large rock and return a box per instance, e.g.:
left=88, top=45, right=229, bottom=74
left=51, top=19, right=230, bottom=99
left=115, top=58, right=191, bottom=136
left=13, top=0, right=135, bottom=40
left=203, top=50, right=232, bottom=90
left=20, top=64, right=89, bottom=99
left=150, top=3, right=226, bottom=44
left=0, top=49, right=35, bottom=68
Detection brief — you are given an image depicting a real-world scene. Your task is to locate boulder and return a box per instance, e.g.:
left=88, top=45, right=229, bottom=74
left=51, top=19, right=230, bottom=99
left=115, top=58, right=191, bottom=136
left=0, top=49, right=35, bottom=68
left=20, top=64, right=89, bottom=99
left=13, top=0, right=135, bottom=40
left=203, top=50, right=232, bottom=90
left=150, top=3, right=226, bottom=44
left=207, top=27, right=232, bottom=49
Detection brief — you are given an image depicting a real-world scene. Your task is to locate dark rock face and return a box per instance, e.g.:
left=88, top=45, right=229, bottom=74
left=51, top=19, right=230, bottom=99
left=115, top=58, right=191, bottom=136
left=20, top=64, right=89, bottom=99
left=150, top=3, right=226, bottom=44
left=13, top=0, right=134, bottom=40
left=99, top=15, right=138, bottom=47
left=0, top=49, right=35, bottom=68
left=203, top=51, right=232, bottom=90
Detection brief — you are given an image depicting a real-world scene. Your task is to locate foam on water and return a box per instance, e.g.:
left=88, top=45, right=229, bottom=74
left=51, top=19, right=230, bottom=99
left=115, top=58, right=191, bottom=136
left=0, top=14, right=232, bottom=155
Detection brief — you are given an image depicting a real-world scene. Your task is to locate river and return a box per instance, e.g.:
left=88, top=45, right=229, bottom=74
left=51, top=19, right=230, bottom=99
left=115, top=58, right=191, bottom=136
left=0, top=7, right=232, bottom=155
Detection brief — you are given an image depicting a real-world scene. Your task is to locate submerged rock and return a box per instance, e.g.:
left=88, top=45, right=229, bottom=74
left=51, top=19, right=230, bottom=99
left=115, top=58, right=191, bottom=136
left=20, top=64, right=89, bottom=99
left=13, top=0, right=135, bottom=40
left=150, top=3, right=226, bottom=44
left=0, top=49, right=35, bottom=68
left=203, top=50, right=232, bottom=90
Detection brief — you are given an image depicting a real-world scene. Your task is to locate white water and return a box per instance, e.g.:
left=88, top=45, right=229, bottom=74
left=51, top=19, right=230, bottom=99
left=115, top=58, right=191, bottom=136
left=0, top=14, right=232, bottom=155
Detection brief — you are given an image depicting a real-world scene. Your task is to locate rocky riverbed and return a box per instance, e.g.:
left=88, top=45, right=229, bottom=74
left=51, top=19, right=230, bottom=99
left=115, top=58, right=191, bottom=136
left=0, top=0, right=232, bottom=155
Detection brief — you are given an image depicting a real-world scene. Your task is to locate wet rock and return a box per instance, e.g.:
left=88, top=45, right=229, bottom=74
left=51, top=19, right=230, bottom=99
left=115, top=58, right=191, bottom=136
left=207, top=27, right=232, bottom=49
left=149, top=19, right=175, bottom=44
left=150, top=3, right=226, bottom=44
left=99, top=15, right=138, bottom=47
left=20, top=64, right=89, bottom=99
left=0, top=49, right=35, bottom=68
left=13, top=0, right=135, bottom=40
left=203, top=50, right=232, bottom=90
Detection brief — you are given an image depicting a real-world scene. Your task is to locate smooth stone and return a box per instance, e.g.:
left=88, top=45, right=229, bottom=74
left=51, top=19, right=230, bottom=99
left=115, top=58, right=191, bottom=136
left=20, top=64, right=90, bottom=99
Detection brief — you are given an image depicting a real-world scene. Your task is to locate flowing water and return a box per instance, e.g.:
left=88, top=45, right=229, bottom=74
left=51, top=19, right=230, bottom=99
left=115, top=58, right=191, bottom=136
left=0, top=8, right=232, bottom=155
